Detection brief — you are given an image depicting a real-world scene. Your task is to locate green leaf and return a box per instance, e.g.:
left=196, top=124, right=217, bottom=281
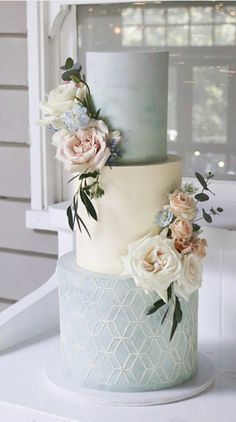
left=79, top=171, right=99, bottom=180
left=146, top=305, right=159, bottom=316
left=202, top=208, right=212, bottom=223
left=66, top=205, right=74, bottom=231
left=217, top=207, right=223, bottom=213
left=67, top=173, right=80, bottom=184
left=77, top=215, right=91, bottom=239
left=65, top=57, right=74, bottom=69
left=146, top=298, right=166, bottom=316
left=192, top=223, right=201, bottom=231
left=95, top=108, right=101, bottom=119
left=175, top=296, right=183, bottom=323
left=152, top=298, right=166, bottom=309
left=80, top=189, right=97, bottom=221
left=170, top=296, right=182, bottom=341
left=195, top=172, right=207, bottom=189
left=167, top=285, right=172, bottom=302
left=195, top=193, right=209, bottom=202
left=161, top=306, right=169, bottom=325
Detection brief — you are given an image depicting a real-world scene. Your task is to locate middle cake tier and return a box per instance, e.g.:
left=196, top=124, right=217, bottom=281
left=76, top=155, right=182, bottom=274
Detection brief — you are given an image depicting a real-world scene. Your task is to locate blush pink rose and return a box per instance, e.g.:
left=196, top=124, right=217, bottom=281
left=191, top=237, right=207, bottom=257
left=55, top=121, right=110, bottom=172
left=170, top=217, right=193, bottom=240
left=169, top=190, right=196, bottom=221
left=174, top=238, right=192, bottom=255
left=174, top=236, right=207, bottom=257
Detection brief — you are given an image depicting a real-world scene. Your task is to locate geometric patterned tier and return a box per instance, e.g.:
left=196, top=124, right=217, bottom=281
left=58, top=253, right=198, bottom=392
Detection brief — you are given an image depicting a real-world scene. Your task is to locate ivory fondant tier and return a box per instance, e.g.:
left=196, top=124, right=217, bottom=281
left=76, top=155, right=182, bottom=274
left=58, top=253, right=198, bottom=392
left=86, top=51, right=169, bottom=164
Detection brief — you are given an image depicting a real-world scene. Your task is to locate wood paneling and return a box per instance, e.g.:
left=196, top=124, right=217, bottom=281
left=0, top=251, right=57, bottom=300
left=0, top=2, right=26, bottom=33
left=0, top=145, right=30, bottom=198
left=0, top=89, right=28, bottom=143
left=0, top=200, right=57, bottom=255
left=0, top=38, right=27, bottom=86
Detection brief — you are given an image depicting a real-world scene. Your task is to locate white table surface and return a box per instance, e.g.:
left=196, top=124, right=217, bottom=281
left=0, top=330, right=235, bottom=422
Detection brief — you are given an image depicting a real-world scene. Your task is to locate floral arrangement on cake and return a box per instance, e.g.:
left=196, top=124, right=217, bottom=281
left=121, top=172, right=223, bottom=340
left=38, top=57, right=121, bottom=236
left=39, top=57, right=223, bottom=342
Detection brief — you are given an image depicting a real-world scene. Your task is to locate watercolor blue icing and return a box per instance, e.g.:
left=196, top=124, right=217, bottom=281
left=86, top=51, right=169, bottom=165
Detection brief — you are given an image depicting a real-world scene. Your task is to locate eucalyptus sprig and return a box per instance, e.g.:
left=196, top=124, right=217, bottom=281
left=60, top=57, right=100, bottom=119
left=194, top=172, right=223, bottom=225
left=67, top=170, right=105, bottom=238
left=146, top=284, right=183, bottom=341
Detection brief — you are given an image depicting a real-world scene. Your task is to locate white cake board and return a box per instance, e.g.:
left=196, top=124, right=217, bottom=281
left=45, top=353, right=214, bottom=407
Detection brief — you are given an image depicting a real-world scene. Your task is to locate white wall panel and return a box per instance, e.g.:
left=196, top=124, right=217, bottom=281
left=0, top=90, right=28, bottom=143
left=0, top=145, right=30, bottom=198
left=0, top=2, right=26, bottom=33
left=0, top=38, right=27, bottom=86
left=221, top=249, right=236, bottom=340
left=0, top=200, right=57, bottom=255
left=198, top=247, right=222, bottom=340
left=0, top=251, right=56, bottom=300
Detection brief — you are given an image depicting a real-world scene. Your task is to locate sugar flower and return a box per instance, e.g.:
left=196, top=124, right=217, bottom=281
left=62, top=104, right=90, bottom=131
left=155, top=209, right=173, bottom=227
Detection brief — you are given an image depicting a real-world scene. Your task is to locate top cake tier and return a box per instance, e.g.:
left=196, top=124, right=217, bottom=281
left=86, top=51, right=169, bottom=165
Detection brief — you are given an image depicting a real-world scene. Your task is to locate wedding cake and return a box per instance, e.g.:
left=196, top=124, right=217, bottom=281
left=40, top=51, right=210, bottom=393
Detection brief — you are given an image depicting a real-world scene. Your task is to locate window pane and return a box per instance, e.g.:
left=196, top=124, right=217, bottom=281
left=214, top=24, right=236, bottom=45
left=145, top=26, right=165, bottom=46
left=186, top=152, right=227, bottom=177
left=122, top=7, right=142, bottom=24
left=167, top=7, right=189, bottom=24
left=191, top=7, right=212, bottom=23
left=122, top=26, right=143, bottom=46
left=191, top=25, right=213, bottom=46
left=144, top=8, right=166, bottom=25
left=193, top=66, right=228, bottom=144
left=167, top=25, right=189, bottom=46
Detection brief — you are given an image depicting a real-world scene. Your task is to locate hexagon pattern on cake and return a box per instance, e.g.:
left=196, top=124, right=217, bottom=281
left=58, top=253, right=198, bottom=392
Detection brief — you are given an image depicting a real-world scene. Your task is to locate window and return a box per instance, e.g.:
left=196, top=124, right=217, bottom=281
left=77, top=2, right=236, bottom=180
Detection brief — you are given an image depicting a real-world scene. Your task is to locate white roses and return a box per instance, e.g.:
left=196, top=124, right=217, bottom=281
left=39, top=82, right=80, bottom=129
left=122, top=231, right=194, bottom=302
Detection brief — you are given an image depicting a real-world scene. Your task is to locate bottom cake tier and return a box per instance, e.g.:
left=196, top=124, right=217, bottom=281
left=57, top=253, right=198, bottom=392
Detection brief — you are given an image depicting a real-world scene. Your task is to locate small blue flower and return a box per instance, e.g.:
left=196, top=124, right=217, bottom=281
left=62, top=104, right=90, bottom=131
left=154, top=209, right=173, bottom=227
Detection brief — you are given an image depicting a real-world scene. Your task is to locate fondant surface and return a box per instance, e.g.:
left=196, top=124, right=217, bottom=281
left=86, top=51, right=169, bottom=164
left=76, top=155, right=182, bottom=274
left=58, top=253, right=198, bottom=393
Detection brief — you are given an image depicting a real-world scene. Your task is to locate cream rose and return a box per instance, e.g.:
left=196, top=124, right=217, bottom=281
left=121, top=233, right=182, bottom=303
left=170, top=217, right=193, bottom=240
left=174, top=254, right=202, bottom=300
left=55, top=120, right=110, bottom=172
left=39, top=81, right=79, bottom=129
left=169, top=190, right=196, bottom=221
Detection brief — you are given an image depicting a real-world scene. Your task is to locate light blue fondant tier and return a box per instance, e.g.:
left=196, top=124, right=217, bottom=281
left=86, top=52, right=168, bottom=165
left=58, top=253, right=198, bottom=392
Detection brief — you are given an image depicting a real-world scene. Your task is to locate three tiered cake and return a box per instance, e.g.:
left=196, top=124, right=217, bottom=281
left=40, top=51, right=208, bottom=393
